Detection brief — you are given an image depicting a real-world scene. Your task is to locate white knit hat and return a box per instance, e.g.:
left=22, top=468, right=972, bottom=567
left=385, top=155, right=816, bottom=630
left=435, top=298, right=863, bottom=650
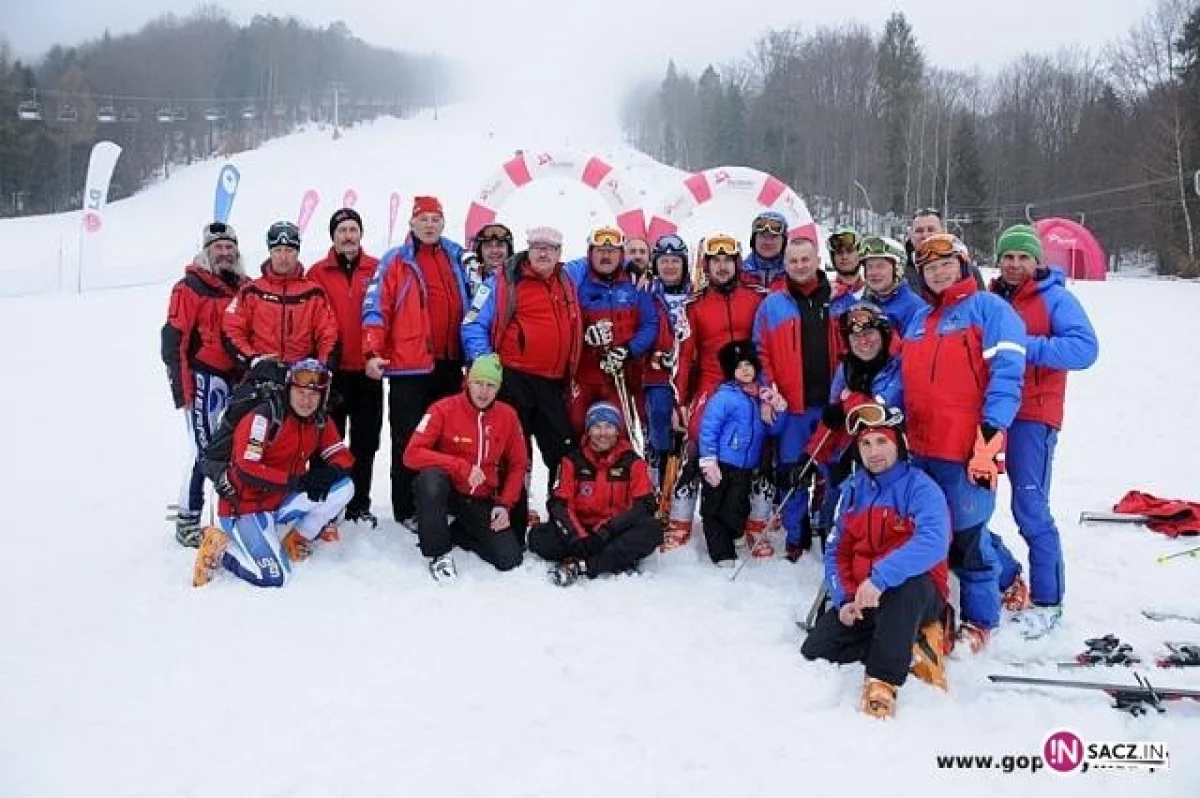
left=526, top=226, right=564, bottom=247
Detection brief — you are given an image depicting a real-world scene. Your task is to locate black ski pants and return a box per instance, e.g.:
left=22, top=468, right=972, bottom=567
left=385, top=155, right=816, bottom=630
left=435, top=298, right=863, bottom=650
left=700, top=464, right=753, bottom=563
left=528, top=518, right=661, bottom=577
left=414, top=469, right=522, bottom=571
left=328, top=370, right=384, bottom=514
left=387, top=359, right=463, bottom=521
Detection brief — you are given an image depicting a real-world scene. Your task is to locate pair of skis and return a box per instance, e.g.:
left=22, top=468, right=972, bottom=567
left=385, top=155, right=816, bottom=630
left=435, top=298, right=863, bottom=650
left=1078, top=510, right=1200, bottom=563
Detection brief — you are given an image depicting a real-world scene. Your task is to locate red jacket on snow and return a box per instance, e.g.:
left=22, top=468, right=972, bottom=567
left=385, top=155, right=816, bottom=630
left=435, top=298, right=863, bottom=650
left=222, top=268, right=339, bottom=368
left=220, top=408, right=353, bottom=515
left=551, top=440, right=654, bottom=534
left=162, top=262, right=247, bottom=407
left=360, top=251, right=436, bottom=376
left=306, top=248, right=380, bottom=372
left=489, top=259, right=582, bottom=380
left=673, top=283, right=765, bottom=406
left=402, top=392, right=528, bottom=510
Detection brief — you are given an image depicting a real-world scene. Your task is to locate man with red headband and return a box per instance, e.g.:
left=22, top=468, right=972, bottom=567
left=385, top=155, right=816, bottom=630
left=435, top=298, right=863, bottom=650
left=901, top=233, right=1025, bottom=653
left=801, top=403, right=951, bottom=720
left=363, top=196, right=470, bottom=527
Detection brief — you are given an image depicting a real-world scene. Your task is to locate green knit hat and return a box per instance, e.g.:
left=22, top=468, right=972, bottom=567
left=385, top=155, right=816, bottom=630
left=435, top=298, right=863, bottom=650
left=996, top=224, right=1042, bottom=263
left=467, top=354, right=503, bottom=387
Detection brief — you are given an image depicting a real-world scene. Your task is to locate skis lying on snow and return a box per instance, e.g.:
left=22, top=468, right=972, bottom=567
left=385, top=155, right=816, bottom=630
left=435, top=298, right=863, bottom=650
left=1057, top=635, right=1199, bottom=669
left=1143, top=608, right=1200, bottom=624
left=988, top=672, right=1200, bottom=715
left=1077, top=510, right=1150, bottom=525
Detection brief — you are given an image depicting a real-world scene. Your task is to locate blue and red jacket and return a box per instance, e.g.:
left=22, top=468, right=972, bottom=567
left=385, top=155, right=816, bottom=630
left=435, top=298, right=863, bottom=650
left=699, top=382, right=786, bottom=469
left=564, top=260, right=658, bottom=386
left=674, top=283, right=765, bottom=407
left=865, top=281, right=927, bottom=339
left=644, top=280, right=691, bottom=388
left=901, top=277, right=1026, bottom=461
left=807, top=356, right=905, bottom=462
left=742, top=252, right=786, bottom=290
left=399, top=236, right=469, bottom=362
left=461, top=254, right=582, bottom=380
left=826, top=459, right=951, bottom=608
left=991, top=268, right=1098, bottom=429
left=361, top=249, right=434, bottom=377
left=751, top=274, right=838, bottom=412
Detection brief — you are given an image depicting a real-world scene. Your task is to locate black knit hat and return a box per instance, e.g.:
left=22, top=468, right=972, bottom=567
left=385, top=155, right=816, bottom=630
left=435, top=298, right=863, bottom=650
left=718, top=339, right=761, bottom=381
left=329, top=207, right=363, bottom=239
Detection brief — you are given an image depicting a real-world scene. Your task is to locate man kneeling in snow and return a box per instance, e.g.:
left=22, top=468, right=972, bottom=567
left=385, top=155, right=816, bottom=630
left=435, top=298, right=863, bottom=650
left=801, top=402, right=951, bottom=719
left=193, top=360, right=353, bottom=588
left=403, top=354, right=527, bottom=582
left=530, top=402, right=662, bottom=586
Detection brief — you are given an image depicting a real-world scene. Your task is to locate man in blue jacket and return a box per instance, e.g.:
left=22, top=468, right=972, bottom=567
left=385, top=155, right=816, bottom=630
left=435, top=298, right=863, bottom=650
left=801, top=402, right=951, bottom=719
left=988, top=225, right=1099, bottom=639
left=742, top=211, right=789, bottom=289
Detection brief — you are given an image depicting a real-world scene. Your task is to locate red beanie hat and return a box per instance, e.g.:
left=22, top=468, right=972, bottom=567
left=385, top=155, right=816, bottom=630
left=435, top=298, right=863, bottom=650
left=412, top=196, right=443, bottom=218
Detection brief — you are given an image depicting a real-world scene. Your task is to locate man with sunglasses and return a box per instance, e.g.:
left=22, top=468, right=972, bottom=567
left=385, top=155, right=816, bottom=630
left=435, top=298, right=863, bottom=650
left=162, top=221, right=249, bottom=546
left=901, top=233, right=1026, bottom=653
left=363, top=196, right=470, bottom=528
left=193, top=360, right=354, bottom=588
left=644, top=234, right=692, bottom=489
left=753, top=237, right=836, bottom=557
left=462, top=226, right=582, bottom=539
left=223, top=220, right=339, bottom=371
left=742, top=211, right=789, bottom=289
left=466, top=223, right=514, bottom=301
left=305, top=208, right=383, bottom=527
left=563, top=226, right=658, bottom=437
left=987, top=225, right=1098, bottom=639
left=827, top=226, right=865, bottom=302
left=858, top=235, right=926, bottom=336
left=801, top=402, right=951, bottom=720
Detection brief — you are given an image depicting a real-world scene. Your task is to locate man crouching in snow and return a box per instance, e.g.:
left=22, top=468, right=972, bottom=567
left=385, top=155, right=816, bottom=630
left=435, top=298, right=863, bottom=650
left=193, top=360, right=353, bottom=588
left=403, top=354, right=528, bottom=582
left=530, top=402, right=662, bottom=586
left=801, top=402, right=951, bottom=719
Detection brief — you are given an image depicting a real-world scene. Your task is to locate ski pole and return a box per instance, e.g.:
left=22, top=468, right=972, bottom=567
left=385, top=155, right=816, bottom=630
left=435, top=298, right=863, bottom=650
left=1156, top=544, right=1200, bottom=564
left=769, top=428, right=833, bottom=529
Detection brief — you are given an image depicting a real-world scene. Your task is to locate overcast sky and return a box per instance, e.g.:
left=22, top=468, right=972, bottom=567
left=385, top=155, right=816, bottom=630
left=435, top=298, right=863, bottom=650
left=6, top=0, right=1160, bottom=114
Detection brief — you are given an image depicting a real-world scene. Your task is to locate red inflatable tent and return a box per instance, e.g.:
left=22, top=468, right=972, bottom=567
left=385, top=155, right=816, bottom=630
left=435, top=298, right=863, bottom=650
left=1034, top=218, right=1107, bottom=281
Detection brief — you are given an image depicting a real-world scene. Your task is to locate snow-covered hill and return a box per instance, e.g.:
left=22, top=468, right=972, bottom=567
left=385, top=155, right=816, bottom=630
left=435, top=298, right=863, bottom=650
left=0, top=100, right=1197, bottom=797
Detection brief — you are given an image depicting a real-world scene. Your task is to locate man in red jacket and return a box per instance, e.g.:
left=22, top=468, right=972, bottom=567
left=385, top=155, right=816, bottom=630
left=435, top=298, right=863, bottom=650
left=222, top=221, right=339, bottom=369
left=162, top=221, right=249, bottom=546
left=529, top=402, right=662, bottom=586
left=306, top=208, right=382, bottom=527
left=193, top=360, right=354, bottom=589
left=403, top=354, right=527, bottom=581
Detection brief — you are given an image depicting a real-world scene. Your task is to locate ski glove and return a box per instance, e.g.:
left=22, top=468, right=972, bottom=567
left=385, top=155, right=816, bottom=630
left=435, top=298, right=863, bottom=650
left=967, top=425, right=1006, bottom=490
left=214, top=471, right=238, bottom=500
left=599, top=346, right=630, bottom=376
left=820, top=402, right=845, bottom=430
left=291, top=466, right=342, bottom=502
left=789, top=454, right=818, bottom=490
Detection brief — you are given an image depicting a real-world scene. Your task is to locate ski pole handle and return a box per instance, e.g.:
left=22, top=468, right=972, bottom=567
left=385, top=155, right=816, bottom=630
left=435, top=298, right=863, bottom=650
left=1156, top=544, right=1200, bottom=564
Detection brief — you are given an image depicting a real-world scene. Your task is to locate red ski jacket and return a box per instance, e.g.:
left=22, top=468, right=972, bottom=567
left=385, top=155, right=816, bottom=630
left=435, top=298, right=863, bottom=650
left=306, top=248, right=380, bottom=373
left=551, top=440, right=654, bottom=535
left=673, top=283, right=765, bottom=407
left=361, top=250, right=436, bottom=376
left=402, top=392, right=528, bottom=510
left=220, top=408, right=353, bottom=515
left=222, top=269, right=339, bottom=368
left=162, top=262, right=247, bottom=407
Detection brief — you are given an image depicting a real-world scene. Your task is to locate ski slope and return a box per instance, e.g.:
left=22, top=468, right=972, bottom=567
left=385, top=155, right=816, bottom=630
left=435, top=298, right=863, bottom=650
left=1, top=99, right=1197, bottom=797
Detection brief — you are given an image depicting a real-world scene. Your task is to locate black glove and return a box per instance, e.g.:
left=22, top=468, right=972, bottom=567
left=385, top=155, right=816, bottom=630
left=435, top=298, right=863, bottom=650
left=291, top=466, right=341, bottom=501
left=820, top=402, right=845, bottom=430
left=980, top=423, right=1000, bottom=444
left=790, top=454, right=818, bottom=490
left=575, top=526, right=609, bottom=558
left=214, top=471, right=238, bottom=500
left=250, top=357, right=287, bottom=386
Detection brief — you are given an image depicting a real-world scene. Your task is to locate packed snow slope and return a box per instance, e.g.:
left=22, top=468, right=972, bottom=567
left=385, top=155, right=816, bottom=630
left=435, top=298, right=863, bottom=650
left=1, top=101, right=1197, bottom=797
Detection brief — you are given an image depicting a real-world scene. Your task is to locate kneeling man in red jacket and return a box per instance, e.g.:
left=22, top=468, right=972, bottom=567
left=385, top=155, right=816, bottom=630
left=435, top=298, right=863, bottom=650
left=530, top=401, right=663, bottom=586
left=404, top=354, right=528, bottom=582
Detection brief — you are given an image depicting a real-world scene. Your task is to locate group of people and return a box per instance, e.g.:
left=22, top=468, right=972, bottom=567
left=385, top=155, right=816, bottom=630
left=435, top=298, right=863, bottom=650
left=161, top=197, right=1098, bottom=719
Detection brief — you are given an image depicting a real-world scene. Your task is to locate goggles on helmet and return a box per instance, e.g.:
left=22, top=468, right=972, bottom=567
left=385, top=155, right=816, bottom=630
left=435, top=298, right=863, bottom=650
left=751, top=216, right=786, bottom=236
left=588, top=226, right=626, bottom=249
left=845, top=402, right=904, bottom=436
left=703, top=234, right=742, bottom=258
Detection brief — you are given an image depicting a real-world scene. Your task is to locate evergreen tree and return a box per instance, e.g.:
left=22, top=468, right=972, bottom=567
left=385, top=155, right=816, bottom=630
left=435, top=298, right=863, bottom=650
left=875, top=13, right=924, bottom=213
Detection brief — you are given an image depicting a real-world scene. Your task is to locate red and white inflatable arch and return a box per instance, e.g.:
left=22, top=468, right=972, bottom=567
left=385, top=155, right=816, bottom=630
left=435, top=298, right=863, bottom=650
left=464, top=150, right=647, bottom=243
left=645, top=166, right=818, bottom=246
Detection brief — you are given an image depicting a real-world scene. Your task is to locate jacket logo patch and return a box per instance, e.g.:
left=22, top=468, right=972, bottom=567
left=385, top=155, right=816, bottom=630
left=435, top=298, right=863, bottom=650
left=579, top=483, right=594, bottom=498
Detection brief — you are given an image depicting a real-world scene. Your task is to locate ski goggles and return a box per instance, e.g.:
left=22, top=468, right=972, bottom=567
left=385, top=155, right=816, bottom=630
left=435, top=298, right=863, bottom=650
left=703, top=234, right=742, bottom=257
left=857, top=236, right=900, bottom=263
left=911, top=207, right=943, bottom=221
left=266, top=222, right=301, bottom=250
left=842, top=306, right=887, bottom=335
left=653, top=234, right=687, bottom=257
left=476, top=224, right=514, bottom=244
left=828, top=231, right=859, bottom=253
left=588, top=226, right=626, bottom=248
left=287, top=364, right=331, bottom=391
left=845, top=402, right=904, bottom=435
left=915, top=233, right=968, bottom=267
left=751, top=216, right=786, bottom=236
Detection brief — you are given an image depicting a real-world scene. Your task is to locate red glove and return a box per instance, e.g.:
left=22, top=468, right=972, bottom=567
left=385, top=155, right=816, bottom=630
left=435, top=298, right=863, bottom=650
left=967, top=426, right=1006, bottom=490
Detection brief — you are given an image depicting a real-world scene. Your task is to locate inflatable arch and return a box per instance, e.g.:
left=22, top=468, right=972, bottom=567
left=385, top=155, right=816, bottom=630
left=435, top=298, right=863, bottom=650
left=645, top=166, right=818, bottom=248
left=464, top=150, right=646, bottom=243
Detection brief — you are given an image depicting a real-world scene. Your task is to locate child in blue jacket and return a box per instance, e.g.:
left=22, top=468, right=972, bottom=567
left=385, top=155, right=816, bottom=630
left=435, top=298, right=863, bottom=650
left=698, top=340, right=786, bottom=565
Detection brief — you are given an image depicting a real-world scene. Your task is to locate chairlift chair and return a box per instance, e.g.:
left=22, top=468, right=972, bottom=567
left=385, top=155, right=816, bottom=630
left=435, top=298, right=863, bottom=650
left=240, top=105, right=257, bottom=120
left=97, top=104, right=117, bottom=123
left=204, top=107, right=225, bottom=122
left=120, top=107, right=141, bottom=123
left=17, top=100, right=42, bottom=121
left=156, top=107, right=175, bottom=123
left=57, top=104, right=78, bottom=123
left=172, top=107, right=188, bottom=122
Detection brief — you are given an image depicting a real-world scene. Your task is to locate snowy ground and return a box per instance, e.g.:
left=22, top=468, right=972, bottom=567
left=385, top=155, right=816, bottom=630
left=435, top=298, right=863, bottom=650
left=1, top=102, right=1198, bottom=797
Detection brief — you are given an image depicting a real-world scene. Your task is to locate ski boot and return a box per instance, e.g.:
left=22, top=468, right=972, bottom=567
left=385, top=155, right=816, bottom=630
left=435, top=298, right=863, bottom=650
left=429, top=554, right=457, bottom=583
left=956, top=622, right=991, bottom=654
left=910, top=620, right=950, bottom=691
left=282, top=530, right=313, bottom=562
left=550, top=559, right=586, bottom=587
left=192, top=527, right=229, bottom=587
left=345, top=505, right=379, bottom=529
left=1013, top=604, right=1062, bottom=640
left=1002, top=574, right=1030, bottom=612
left=743, top=521, right=775, bottom=560
left=175, top=510, right=203, bottom=549
left=317, top=521, right=341, bottom=543
left=861, top=677, right=897, bottom=719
